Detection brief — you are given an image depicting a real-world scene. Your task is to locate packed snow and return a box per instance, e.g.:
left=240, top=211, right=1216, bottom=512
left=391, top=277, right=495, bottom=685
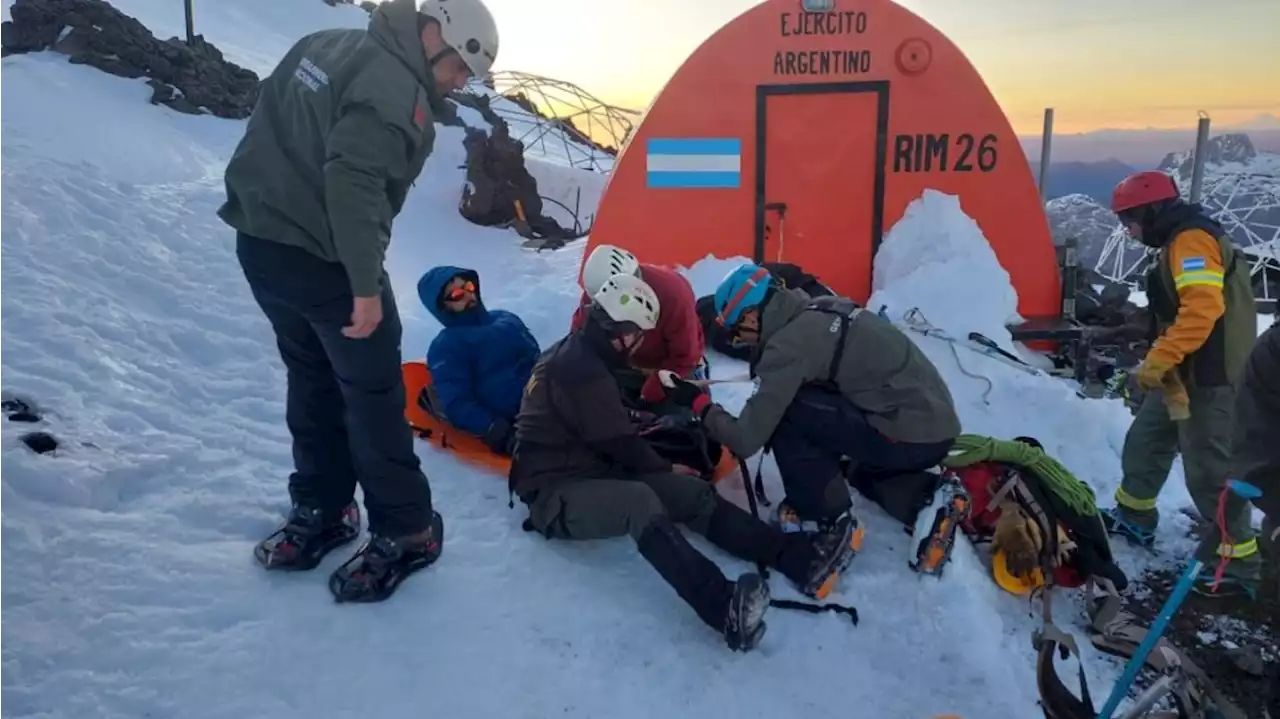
left=0, top=1, right=1264, bottom=718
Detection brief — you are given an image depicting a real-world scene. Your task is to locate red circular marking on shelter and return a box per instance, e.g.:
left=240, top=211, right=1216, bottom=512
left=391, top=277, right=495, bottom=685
left=895, top=37, right=932, bottom=75
left=583, top=0, right=1060, bottom=323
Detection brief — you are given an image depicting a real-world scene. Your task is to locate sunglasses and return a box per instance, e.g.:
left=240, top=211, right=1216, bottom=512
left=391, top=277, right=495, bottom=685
left=444, top=280, right=476, bottom=302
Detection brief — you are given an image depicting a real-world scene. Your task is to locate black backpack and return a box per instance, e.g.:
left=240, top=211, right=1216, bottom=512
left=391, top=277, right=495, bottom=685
left=634, top=412, right=724, bottom=480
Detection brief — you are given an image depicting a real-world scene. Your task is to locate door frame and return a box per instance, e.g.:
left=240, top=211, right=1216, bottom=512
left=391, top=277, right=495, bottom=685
left=753, top=81, right=891, bottom=280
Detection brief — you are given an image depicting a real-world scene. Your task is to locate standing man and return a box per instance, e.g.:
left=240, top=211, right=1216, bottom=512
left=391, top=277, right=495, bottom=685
left=1100, top=171, right=1260, bottom=598
left=217, top=0, right=499, bottom=603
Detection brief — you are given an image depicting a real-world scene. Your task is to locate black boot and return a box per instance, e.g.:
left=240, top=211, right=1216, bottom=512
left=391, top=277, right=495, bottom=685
left=254, top=501, right=361, bottom=571
left=328, top=511, right=444, bottom=603
left=775, top=512, right=861, bottom=600
left=636, top=515, right=769, bottom=652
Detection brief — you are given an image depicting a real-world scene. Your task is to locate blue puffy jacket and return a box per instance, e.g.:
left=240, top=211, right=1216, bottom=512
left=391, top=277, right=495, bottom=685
left=418, top=265, right=540, bottom=436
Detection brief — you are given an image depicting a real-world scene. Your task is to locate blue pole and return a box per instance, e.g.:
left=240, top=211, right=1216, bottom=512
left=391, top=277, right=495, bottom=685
left=1096, top=558, right=1203, bottom=719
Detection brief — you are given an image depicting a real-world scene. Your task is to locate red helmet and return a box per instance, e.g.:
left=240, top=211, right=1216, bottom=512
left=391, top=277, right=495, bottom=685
left=1110, top=171, right=1179, bottom=213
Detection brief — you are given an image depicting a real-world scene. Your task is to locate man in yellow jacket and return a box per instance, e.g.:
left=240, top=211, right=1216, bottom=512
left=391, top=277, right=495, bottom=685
left=1101, top=170, right=1260, bottom=598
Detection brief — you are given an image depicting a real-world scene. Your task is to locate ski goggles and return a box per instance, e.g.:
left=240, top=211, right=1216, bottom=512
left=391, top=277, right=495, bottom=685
left=443, top=280, right=476, bottom=302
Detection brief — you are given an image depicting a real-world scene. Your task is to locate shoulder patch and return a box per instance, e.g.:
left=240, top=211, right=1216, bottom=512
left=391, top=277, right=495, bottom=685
left=412, top=103, right=428, bottom=130
left=1180, top=256, right=1207, bottom=272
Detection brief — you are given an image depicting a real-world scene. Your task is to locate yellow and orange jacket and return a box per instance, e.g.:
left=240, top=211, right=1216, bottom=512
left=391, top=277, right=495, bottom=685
left=1144, top=205, right=1255, bottom=388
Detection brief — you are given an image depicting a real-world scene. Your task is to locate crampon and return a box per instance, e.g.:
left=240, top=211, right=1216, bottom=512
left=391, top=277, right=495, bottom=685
left=909, top=476, right=971, bottom=576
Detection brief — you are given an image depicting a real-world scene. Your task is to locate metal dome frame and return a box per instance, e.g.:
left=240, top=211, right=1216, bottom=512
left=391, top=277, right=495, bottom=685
left=461, top=70, right=641, bottom=173
left=1094, top=168, right=1280, bottom=303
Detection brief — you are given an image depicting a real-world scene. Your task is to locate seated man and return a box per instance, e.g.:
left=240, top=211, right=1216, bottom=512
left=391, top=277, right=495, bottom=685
left=511, top=272, right=856, bottom=652
left=571, top=244, right=705, bottom=408
left=696, top=262, right=834, bottom=362
left=658, top=263, right=963, bottom=565
left=417, top=265, right=540, bottom=456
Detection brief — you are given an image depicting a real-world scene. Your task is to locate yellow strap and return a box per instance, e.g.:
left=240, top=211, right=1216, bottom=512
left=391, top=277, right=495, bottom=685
left=1173, top=270, right=1223, bottom=290
left=1114, top=487, right=1157, bottom=512
left=1216, top=538, right=1258, bottom=559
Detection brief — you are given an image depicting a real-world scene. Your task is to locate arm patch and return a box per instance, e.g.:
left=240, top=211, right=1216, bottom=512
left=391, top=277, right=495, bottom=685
left=1180, top=256, right=1207, bottom=272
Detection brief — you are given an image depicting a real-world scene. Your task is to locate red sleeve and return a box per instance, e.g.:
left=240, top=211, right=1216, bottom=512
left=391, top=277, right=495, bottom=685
left=659, top=271, right=704, bottom=377
left=569, top=291, right=590, bottom=332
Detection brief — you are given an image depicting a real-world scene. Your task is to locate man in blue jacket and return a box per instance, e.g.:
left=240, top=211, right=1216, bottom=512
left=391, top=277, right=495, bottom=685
left=418, top=266, right=540, bottom=455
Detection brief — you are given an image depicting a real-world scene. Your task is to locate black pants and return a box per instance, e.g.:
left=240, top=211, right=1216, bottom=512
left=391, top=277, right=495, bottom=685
left=771, top=385, right=951, bottom=522
left=236, top=233, right=433, bottom=537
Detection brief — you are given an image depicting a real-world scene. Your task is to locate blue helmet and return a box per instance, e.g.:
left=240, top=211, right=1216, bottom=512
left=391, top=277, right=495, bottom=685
left=713, top=263, right=773, bottom=327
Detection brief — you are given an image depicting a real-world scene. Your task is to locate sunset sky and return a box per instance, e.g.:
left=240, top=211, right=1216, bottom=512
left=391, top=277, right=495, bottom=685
left=467, top=0, right=1280, bottom=135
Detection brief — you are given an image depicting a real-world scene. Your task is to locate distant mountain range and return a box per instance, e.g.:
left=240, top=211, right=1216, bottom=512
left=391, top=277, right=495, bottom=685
left=1020, top=114, right=1280, bottom=168
left=1042, top=132, right=1279, bottom=294
left=1029, top=158, right=1136, bottom=204
left=1027, top=117, right=1280, bottom=203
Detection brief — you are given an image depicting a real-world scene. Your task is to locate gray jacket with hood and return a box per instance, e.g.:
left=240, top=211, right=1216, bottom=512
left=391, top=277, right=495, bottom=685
left=702, top=288, right=962, bottom=458
left=217, top=0, right=445, bottom=297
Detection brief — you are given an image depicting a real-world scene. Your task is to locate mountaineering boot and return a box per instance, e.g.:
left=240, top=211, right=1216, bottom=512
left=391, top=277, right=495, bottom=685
left=1101, top=506, right=1157, bottom=549
left=706, top=496, right=857, bottom=598
left=254, top=501, right=361, bottom=571
left=773, top=499, right=866, bottom=558
left=724, top=573, right=771, bottom=652
left=775, top=512, right=862, bottom=600
left=328, top=511, right=444, bottom=603
left=1190, top=564, right=1261, bottom=600
left=636, top=515, right=768, bottom=652
left=909, top=474, right=971, bottom=576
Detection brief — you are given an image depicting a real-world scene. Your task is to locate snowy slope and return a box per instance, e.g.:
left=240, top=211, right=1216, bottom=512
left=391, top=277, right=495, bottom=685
left=0, top=3, right=1236, bottom=718
left=0, top=0, right=606, bottom=171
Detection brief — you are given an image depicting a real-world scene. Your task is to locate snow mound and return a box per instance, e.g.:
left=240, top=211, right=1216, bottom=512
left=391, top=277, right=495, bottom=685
left=870, top=190, right=1021, bottom=355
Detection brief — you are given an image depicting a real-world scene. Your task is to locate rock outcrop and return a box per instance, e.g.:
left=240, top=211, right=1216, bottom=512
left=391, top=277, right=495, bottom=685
left=2, top=0, right=259, bottom=119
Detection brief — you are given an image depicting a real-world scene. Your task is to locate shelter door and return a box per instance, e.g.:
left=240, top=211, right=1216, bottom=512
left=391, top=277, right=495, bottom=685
left=758, top=88, right=882, bottom=303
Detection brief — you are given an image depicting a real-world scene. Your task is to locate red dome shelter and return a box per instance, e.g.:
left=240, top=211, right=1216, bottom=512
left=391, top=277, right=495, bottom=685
left=583, top=0, right=1060, bottom=320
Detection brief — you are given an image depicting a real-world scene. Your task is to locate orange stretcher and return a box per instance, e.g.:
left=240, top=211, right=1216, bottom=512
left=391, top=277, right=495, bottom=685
left=401, top=360, right=739, bottom=482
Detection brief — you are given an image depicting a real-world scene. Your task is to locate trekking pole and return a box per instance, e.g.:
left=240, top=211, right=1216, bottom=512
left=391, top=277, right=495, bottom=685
left=1096, top=558, right=1204, bottom=719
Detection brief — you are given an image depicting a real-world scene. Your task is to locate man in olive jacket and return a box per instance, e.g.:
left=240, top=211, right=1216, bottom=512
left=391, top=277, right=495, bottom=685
left=660, top=263, right=961, bottom=541
left=217, top=0, right=499, bottom=603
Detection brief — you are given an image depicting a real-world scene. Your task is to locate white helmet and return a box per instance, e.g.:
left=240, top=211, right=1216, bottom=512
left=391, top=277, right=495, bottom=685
left=592, top=273, right=660, bottom=332
left=418, top=0, right=499, bottom=78
left=582, top=244, right=640, bottom=297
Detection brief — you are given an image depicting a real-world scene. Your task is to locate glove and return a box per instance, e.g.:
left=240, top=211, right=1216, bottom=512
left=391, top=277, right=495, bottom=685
left=659, top=372, right=712, bottom=417
left=1134, top=356, right=1174, bottom=392
left=1161, top=372, right=1191, bottom=421
left=992, top=500, right=1043, bottom=578
left=638, top=409, right=697, bottom=436
left=481, top=417, right=516, bottom=457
